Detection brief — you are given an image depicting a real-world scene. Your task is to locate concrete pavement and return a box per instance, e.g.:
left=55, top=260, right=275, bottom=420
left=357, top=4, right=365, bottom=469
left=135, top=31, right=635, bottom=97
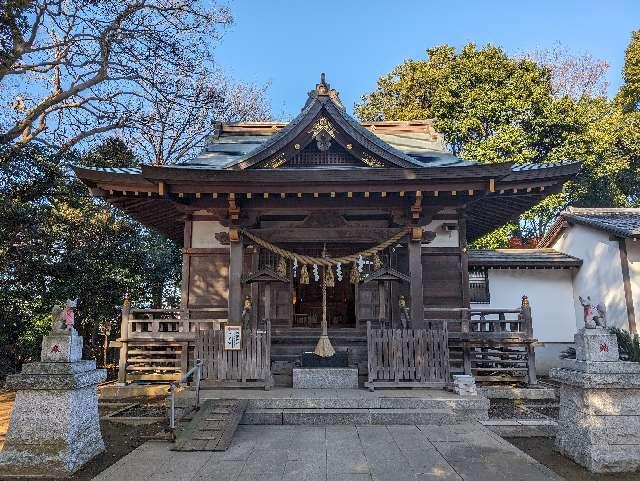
left=90, top=423, right=563, bottom=481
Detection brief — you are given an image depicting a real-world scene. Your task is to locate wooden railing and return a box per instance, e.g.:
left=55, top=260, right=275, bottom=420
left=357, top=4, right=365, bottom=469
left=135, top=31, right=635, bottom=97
left=116, top=304, right=229, bottom=383
left=124, top=307, right=229, bottom=340
left=423, top=297, right=537, bottom=385
left=467, top=307, right=532, bottom=338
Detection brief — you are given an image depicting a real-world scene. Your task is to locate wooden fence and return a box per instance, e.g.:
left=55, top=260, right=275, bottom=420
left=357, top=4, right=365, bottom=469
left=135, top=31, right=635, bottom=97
left=195, top=320, right=272, bottom=389
left=366, top=321, right=450, bottom=390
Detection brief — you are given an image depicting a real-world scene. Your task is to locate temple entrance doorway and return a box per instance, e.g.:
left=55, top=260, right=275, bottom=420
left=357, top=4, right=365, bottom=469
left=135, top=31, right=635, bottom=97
left=293, top=271, right=356, bottom=328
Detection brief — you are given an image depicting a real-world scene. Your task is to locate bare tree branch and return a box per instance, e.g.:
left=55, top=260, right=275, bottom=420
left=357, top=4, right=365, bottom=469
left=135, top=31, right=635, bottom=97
left=0, top=0, right=236, bottom=158
left=527, top=43, right=610, bottom=100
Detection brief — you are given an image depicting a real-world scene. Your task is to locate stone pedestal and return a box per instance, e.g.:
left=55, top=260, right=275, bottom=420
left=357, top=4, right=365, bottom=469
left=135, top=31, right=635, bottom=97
left=452, top=375, right=478, bottom=396
left=0, top=333, right=106, bottom=478
left=551, top=328, right=640, bottom=473
left=293, top=368, right=358, bottom=389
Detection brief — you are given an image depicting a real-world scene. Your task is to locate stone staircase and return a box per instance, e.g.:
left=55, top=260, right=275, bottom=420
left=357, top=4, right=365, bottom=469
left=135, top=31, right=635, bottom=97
left=172, top=389, right=489, bottom=426
left=241, top=394, right=488, bottom=425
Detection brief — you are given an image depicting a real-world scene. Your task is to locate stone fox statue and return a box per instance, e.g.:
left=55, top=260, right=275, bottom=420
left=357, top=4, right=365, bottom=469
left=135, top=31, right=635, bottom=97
left=579, top=296, right=607, bottom=329
left=51, top=299, right=78, bottom=334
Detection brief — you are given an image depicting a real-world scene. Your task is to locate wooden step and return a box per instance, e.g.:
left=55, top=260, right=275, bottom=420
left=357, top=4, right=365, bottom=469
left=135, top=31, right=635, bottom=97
left=172, top=399, right=248, bottom=452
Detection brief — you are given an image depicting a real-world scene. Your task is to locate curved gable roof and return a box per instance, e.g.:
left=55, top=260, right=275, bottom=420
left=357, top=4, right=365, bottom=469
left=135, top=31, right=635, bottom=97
left=183, top=74, right=455, bottom=170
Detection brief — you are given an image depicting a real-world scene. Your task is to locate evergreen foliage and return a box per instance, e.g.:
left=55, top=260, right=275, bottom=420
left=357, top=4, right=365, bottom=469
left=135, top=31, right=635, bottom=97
left=0, top=140, right=180, bottom=378
left=356, top=34, right=640, bottom=246
left=611, top=327, right=640, bottom=363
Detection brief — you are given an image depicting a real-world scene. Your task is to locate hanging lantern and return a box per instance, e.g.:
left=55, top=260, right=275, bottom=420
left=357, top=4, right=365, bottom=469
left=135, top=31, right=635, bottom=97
left=277, top=255, right=287, bottom=278
left=300, top=264, right=309, bottom=285
left=372, top=252, right=382, bottom=271
left=325, top=265, right=335, bottom=287
left=336, top=262, right=343, bottom=281
left=350, top=263, right=360, bottom=284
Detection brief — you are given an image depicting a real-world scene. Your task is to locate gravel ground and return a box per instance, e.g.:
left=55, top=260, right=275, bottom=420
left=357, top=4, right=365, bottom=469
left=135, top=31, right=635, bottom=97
left=489, top=398, right=559, bottom=420
left=507, top=437, right=640, bottom=481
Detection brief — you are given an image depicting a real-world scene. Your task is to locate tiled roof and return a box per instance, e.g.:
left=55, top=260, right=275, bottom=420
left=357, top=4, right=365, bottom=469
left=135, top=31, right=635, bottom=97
left=539, top=207, right=640, bottom=246
left=468, top=248, right=582, bottom=268
left=181, top=115, right=456, bottom=169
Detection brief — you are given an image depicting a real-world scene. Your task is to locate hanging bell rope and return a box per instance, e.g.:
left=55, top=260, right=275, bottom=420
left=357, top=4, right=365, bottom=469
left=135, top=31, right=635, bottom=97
left=239, top=227, right=410, bottom=267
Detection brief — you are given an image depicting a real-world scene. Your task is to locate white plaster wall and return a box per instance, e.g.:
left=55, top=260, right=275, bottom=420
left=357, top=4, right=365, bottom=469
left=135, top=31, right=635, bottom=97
left=626, top=238, right=640, bottom=325
left=471, top=269, right=576, bottom=343
left=423, top=219, right=459, bottom=248
left=191, top=221, right=229, bottom=249
left=552, top=225, right=628, bottom=331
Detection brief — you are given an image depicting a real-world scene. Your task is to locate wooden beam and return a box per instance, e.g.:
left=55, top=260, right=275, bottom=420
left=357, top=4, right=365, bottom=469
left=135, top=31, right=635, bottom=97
left=250, top=227, right=411, bottom=243
left=618, top=238, right=637, bottom=334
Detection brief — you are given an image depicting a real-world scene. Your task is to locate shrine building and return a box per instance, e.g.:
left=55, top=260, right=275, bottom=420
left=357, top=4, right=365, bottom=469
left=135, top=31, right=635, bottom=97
left=76, top=75, right=581, bottom=388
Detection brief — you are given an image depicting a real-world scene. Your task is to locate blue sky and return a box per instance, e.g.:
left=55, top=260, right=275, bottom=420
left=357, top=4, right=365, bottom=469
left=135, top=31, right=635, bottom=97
left=214, top=1, right=639, bottom=119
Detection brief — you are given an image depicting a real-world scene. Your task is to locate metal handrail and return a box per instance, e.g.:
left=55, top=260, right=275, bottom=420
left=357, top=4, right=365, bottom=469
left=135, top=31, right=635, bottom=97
left=169, top=359, right=203, bottom=439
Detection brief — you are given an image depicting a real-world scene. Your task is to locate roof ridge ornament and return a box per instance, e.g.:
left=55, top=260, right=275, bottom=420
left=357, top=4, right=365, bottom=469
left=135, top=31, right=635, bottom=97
left=305, top=72, right=345, bottom=111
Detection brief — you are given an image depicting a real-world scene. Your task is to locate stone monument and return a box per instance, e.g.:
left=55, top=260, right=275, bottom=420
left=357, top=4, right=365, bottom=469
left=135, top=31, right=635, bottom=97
left=0, top=300, right=106, bottom=478
left=551, top=297, right=640, bottom=473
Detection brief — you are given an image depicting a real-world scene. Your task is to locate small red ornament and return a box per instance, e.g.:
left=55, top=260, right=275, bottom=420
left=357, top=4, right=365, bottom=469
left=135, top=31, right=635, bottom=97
left=51, top=345, right=61, bottom=353
left=599, top=343, right=609, bottom=352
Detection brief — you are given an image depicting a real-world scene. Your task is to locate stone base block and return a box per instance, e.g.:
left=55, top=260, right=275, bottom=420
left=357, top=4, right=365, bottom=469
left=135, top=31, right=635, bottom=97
left=0, top=425, right=104, bottom=477
left=0, top=363, right=105, bottom=478
left=555, top=434, right=640, bottom=473
left=575, top=329, right=618, bottom=362
left=553, top=361, right=640, bottom=473
left=293, top=367, right=358, bottom=389
left=41, top=334, right=83, bottom=362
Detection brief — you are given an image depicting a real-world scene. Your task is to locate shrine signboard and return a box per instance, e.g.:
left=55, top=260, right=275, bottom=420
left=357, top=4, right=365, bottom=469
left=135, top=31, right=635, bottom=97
left=224, top=325, right=242, bottom=350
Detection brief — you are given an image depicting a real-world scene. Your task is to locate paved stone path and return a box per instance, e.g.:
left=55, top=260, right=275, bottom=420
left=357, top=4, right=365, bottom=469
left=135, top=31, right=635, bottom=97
left=91, top=423, right=563, bottom=481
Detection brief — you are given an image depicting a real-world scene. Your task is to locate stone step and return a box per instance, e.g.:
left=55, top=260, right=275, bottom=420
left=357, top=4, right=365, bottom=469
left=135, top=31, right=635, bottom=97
left=241, top=408, right=468, bottom=425
left=244, top=396, right=486, bottom=411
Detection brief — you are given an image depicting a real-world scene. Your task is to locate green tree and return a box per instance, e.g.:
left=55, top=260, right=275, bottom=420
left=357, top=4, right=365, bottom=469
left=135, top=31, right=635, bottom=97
left=0, top=140, right=180, bottom=377
left=356, top=40, right=640, bottom=246
left=616, top=31, right=640, bottom=112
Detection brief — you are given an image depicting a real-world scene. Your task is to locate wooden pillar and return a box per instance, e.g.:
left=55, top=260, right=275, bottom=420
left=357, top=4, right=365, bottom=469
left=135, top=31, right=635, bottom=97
left=229, top=230, right=243, bottom=325
left=409, top=228, right=424, bottom=328
left=180, top=217, right=193, bottom=334
left=117, top=297, right=131, bottom=384
left=264, top=282, right=272, bottom=324
left=250, top=248, right=259, bottom=329
left=618, top=238, right=637, bottom=334
left=378, top=281, right=386, bottom=329
left=458, top=209, right=470, bottom=308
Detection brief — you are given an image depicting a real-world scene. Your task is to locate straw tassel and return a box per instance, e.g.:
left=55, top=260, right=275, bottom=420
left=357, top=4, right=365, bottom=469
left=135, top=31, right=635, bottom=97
left=325, top=265, right=335, bottom=287
left=277, top=256, right=287, bottom=278
left=350, top=263, right=360, bottom=284
left=372, top=252, right=382, bottom=271
left=300, top=264, right=309, bottom=285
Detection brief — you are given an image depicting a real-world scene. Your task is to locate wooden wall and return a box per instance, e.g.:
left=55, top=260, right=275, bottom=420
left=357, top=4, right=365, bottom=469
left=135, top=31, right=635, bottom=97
left=181, top=220, right=230, bottom=319
left=422, top=247, right=466, bottom=311
left=186, top=251, right=230, bottom=309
